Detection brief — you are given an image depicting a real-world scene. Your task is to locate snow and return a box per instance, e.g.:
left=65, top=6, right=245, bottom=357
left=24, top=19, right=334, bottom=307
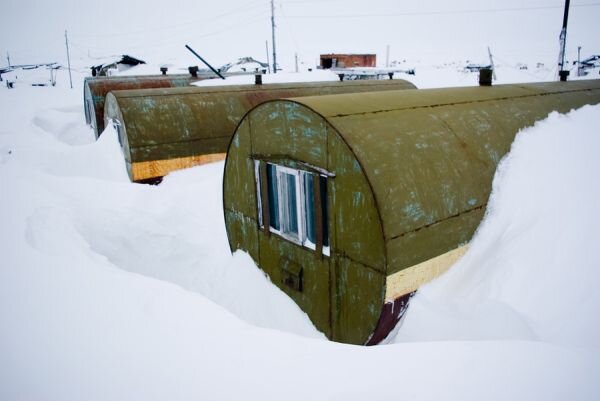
left=1, top=44, right=600, bottom=401
left=193, top=69, right=339, bottom=86
left=3, top=2, right=600, bottom=397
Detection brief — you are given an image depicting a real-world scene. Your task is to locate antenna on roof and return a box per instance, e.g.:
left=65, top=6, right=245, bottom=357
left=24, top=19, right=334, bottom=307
left=184, top=45, right=225, bottom=80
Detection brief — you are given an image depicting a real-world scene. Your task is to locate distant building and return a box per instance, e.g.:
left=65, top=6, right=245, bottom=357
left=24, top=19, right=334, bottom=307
left=320, top=54, right=376, bottom=69
left=91, top=55, right=146, bottom=76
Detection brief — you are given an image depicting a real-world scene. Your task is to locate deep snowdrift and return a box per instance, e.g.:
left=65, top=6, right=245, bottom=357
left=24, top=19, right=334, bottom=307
left=394, top=105, right=600, bottom=349
left=1, top=71, right=599, bottom=400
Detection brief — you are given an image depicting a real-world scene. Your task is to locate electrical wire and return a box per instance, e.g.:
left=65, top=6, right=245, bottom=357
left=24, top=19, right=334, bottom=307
left=71, top=12, right=269, bottom=55
left=280, top=2, right=600, bottom=18
left=74, top=0, right=266, bottom=39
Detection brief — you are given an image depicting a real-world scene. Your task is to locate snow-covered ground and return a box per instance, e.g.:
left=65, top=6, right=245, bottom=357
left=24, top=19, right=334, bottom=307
left=1, top=63, right=600, bottom=400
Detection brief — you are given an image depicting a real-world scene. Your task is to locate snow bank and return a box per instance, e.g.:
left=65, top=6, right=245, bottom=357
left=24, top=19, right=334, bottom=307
left=395, top=105, right=600, bottom=349
left=192, top=69, right=339, bottom=86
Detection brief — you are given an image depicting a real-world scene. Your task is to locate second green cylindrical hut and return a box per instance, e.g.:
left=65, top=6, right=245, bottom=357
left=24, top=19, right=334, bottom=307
left=84, top=74, right=200, bottom=138
left=103, top=79, right=417, bottom=182
left=223, top=79, right=600, bottom=345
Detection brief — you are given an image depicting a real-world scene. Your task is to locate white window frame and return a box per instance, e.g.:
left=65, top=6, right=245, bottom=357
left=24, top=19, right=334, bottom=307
left=255, top=161, right=330, bottom=256
left=272, top=164, right=304, bottom=243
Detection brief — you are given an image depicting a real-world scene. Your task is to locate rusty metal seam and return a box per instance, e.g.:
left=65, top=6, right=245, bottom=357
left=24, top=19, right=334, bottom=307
left=131, top=135, right=233, bottom=151
left=436, top=116, right=490, bottom=168
left=326, top=87, right=598, bottom=119
left=111, top=81, right=415, bottom=99
left=388, top=204, right=485, bottom=241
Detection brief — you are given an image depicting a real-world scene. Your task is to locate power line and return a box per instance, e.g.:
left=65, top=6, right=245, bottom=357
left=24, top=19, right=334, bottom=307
left=282, top=0, right=346, bottom=3
left=74, top=0, right=266, bottom=39
left=280, top=2, right=600, bottom=18
left=70, top=11, right=268, bottom=54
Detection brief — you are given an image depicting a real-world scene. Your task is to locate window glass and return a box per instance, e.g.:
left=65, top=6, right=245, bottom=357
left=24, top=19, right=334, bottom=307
left=267, top=163, right=280, bottom=231
left=303, top=174, right=316, bottom=244
left=281, top=171, right=299, bottom=237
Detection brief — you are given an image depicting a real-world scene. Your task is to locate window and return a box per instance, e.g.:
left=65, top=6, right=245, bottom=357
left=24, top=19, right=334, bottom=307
left=256, top=161, right=329, bottom=255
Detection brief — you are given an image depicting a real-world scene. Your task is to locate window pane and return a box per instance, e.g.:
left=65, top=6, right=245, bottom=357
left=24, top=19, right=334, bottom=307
left=320, top=176, right=329, bottom=247
left=283, top=172, right=299, bottom=236
left=303, top=173, right=316, bottom=244
left=267, top=164, right=280, bottom=231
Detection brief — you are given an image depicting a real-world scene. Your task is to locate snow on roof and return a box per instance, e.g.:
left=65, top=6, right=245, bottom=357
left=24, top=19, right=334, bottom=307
left=192, top=69, right=339, bottom=87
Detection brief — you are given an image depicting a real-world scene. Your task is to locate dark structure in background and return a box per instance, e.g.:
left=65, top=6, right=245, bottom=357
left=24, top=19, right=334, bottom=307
left=103, top=79, right=417, bottom=183
left=223, top=80, right=600, bottom=345
left=90, top=55, right=146, bottom=77
left=320, top=54, right=376, bottom=69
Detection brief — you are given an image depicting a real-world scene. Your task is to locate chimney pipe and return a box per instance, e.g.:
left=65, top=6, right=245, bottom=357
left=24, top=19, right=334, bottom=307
left=188, top=66, right=199, bottom=78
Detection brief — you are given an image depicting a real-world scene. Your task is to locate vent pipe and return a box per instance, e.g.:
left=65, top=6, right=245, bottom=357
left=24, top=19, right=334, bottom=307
left=188, top=66, right=199, bottom=77
left=479, top=68, right=493, bottom=86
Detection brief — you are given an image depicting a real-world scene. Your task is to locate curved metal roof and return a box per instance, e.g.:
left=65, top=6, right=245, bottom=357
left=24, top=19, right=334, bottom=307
left=286, top=80, right=600, bottom=241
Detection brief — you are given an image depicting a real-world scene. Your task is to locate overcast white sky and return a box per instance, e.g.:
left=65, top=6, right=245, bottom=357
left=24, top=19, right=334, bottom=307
left=1, top=0, right=599, bottom=70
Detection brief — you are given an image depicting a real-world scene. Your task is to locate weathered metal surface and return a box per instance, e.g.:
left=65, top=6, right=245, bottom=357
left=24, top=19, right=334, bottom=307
left=104, top=79, right=417, bottom=182
left=366, top=292, right=414, bottom=346
left=223, top=79, right=600, bottom=345
left=84, top=74, right=202, bottom=138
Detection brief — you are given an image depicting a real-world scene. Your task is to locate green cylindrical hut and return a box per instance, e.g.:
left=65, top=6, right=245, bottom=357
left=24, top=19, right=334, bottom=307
left=223, top=79, right=600, bottom=345
left=84, top=74, right=201, bottom=138
left=103, top=79, right=417, bottom=183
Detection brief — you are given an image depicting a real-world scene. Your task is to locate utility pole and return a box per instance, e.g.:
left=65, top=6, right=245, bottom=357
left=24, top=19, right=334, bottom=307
left=271, top=0, right=277, bottom=73
left=557, top=0, right=570, bottom=81
left=65, top=30, right=73, bottom=89
left=265, top=40, right=271, bottom=73
left=6, top=52, right=10, bottom=67
left=385, top=45, right=390, bottom=68
left=295, top=53, right=299, bottom=73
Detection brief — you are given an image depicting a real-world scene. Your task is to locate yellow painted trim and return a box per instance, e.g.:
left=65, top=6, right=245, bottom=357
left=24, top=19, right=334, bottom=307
left=385, top=244, right=469, bottom=302
left=131, top=153, right=226, bottom=182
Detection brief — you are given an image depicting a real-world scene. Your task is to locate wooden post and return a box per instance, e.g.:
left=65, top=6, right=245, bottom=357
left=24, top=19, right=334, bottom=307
left=65, top=30, right=73, bottom=89
left=265, top=40, right=271, bottom=74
